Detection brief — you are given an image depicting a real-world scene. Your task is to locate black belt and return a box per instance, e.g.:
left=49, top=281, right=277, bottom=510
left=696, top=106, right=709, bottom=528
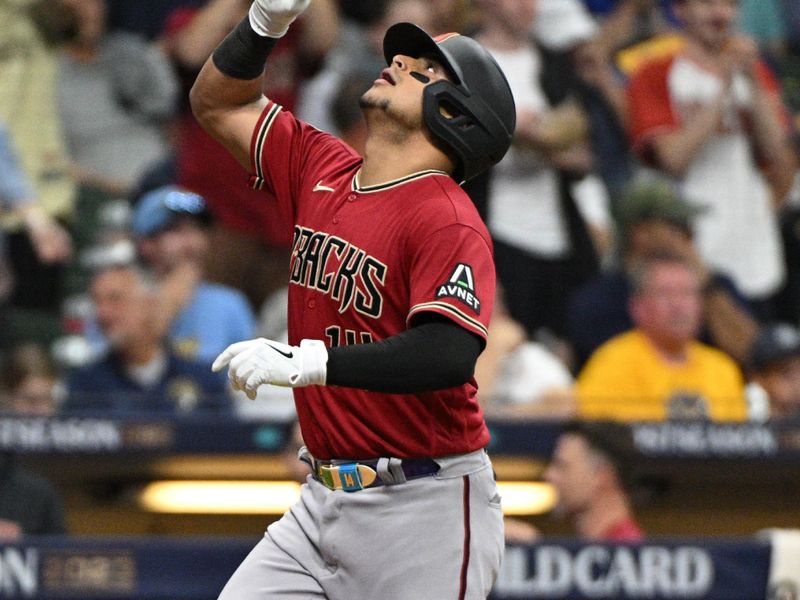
left=305, top=455, right=440, bottom=492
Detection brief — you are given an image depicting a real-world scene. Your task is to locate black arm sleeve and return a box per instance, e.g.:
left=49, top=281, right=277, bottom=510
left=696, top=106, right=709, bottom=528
left=212, top=16, right=280, bottom=80
left=325, top=315, right=484, bottom=394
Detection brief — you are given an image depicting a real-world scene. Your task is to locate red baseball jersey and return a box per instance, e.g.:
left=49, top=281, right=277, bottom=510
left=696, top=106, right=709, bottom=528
left=249, top=102, right=495, bottom=460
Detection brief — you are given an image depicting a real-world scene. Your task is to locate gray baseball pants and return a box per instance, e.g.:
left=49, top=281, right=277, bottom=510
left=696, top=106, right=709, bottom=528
left=217, top=449, right=504, bottom=599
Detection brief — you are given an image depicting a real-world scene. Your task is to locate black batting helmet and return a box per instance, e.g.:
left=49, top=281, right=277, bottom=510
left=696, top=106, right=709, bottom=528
left=383, top=22, right=516, bottom=183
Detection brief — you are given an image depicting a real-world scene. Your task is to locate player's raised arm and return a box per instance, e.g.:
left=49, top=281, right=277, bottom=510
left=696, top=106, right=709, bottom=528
left=189, top=0, right=311, bottom=168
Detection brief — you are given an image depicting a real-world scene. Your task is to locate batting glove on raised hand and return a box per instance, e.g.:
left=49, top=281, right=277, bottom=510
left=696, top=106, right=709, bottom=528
left=249, top=0, right=311, bottom=38
left=212, top=338, right=328, bottom=399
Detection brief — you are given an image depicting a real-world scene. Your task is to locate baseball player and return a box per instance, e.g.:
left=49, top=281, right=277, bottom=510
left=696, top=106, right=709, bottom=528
left=191, top=0, right=516, bottom=598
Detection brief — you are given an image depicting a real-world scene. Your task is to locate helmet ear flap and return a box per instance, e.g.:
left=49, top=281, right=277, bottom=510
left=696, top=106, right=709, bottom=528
left=422, top=83, right=471, bottom=182
left=422, top=80, right=511, bottom=183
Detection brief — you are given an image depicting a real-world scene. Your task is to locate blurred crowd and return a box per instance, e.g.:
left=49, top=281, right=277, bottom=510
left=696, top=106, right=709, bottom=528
left=2, top=0, right=800, bottom=538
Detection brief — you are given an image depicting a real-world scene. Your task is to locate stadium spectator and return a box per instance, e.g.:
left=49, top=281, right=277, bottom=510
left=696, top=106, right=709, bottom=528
left=131, top=186, right=256, bottom=365
left=745, top=323, right=800, bottom=421
left=160, top=0, right=338, bottom=309
left=548, top=7, right=636, bottom=198
left=544, top=420, right=644, bottom=541
left=529, top=0, right=624, bottom=254
left=0, top=343, right=62, bottom=417
left=567, top=179, right=758, bottom=368
left=0, top=123, right=73, bottom=350
left=0, top=1, right=76, bottom=318
left=0, top=344, right=67, bottom=539
left=57, top=0, right=178, bottom=198
left=577, top=253, right=748, bottom=421
left=530, top=0, right=638, bottom=202
left=475, top=0, right=605, bottom=340
left=63, top=263, right=229, bottom=414
left=585, top=0, right=676, bottom=52
left=0, top=452, right=66, bottom=540
left=475, top=290, right=575, bottom=419
left=429, top=0, right=475, bottom=34
left=626, top=0, right=796, bottom=318
left=0, top=125, right=72, bottom=267
left=162, top=0, right=337, bottom=115
left=106, top=0, right=205, bottom=40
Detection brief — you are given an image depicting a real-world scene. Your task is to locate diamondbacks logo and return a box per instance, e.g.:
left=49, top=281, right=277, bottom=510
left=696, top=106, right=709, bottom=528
left=436, top=264, right=480, bottom=314
left=290, top=225, right=386, bottom=318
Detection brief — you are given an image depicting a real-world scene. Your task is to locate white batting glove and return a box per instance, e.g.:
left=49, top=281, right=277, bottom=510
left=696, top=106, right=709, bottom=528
left=212, top=338, right=328, bottom=398
left=249, top=0, right=311, bottom=38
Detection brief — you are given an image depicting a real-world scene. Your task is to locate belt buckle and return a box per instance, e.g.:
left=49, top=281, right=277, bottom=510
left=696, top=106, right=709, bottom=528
left=318, top=463, right=377, bottom=492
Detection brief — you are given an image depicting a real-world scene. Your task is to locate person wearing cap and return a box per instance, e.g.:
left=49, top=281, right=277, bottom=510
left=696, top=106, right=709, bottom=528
left=745, top=323, right=800, bottom=421
left=567, top=179, right=758, bottom=369
left=131, top=185, right=256, bottom=367
left=576, top=252, right=748, bottom=422
left=63, top=262, right=230, bottom=415
left=190, top=0, right=516, bottom=597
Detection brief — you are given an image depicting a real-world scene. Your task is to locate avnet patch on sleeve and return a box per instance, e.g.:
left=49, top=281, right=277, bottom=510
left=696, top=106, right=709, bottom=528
left=436, top=263, right=481, bottom=315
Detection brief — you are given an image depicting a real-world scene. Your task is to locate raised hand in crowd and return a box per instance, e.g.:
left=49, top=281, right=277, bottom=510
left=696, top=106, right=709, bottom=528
left=18, top=205, right=73, bottom=264
left=720, top=34, right=761, bottom=80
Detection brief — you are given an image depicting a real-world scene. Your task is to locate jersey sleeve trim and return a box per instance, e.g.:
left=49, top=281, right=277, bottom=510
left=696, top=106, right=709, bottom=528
left=249, top=102, right=282, bottom=190
left=408, top=301, right=488, bottom=339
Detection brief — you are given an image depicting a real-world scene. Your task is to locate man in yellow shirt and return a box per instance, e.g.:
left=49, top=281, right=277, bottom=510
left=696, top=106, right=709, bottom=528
left=577, top=253, right=747, bottom=421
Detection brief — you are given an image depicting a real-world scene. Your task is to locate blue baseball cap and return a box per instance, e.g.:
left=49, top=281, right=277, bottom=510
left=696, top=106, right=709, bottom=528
left=748, top=323, right=800, bottom=372
left=132, top=186, right=212, bottom=238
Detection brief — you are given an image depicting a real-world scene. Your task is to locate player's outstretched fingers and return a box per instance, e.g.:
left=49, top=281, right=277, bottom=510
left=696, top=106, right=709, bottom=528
left=212, top=340, right=256, bottom=372
left=227, top=343, right=266, bottom=379
left=227, top=353, right=261, bottom=393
